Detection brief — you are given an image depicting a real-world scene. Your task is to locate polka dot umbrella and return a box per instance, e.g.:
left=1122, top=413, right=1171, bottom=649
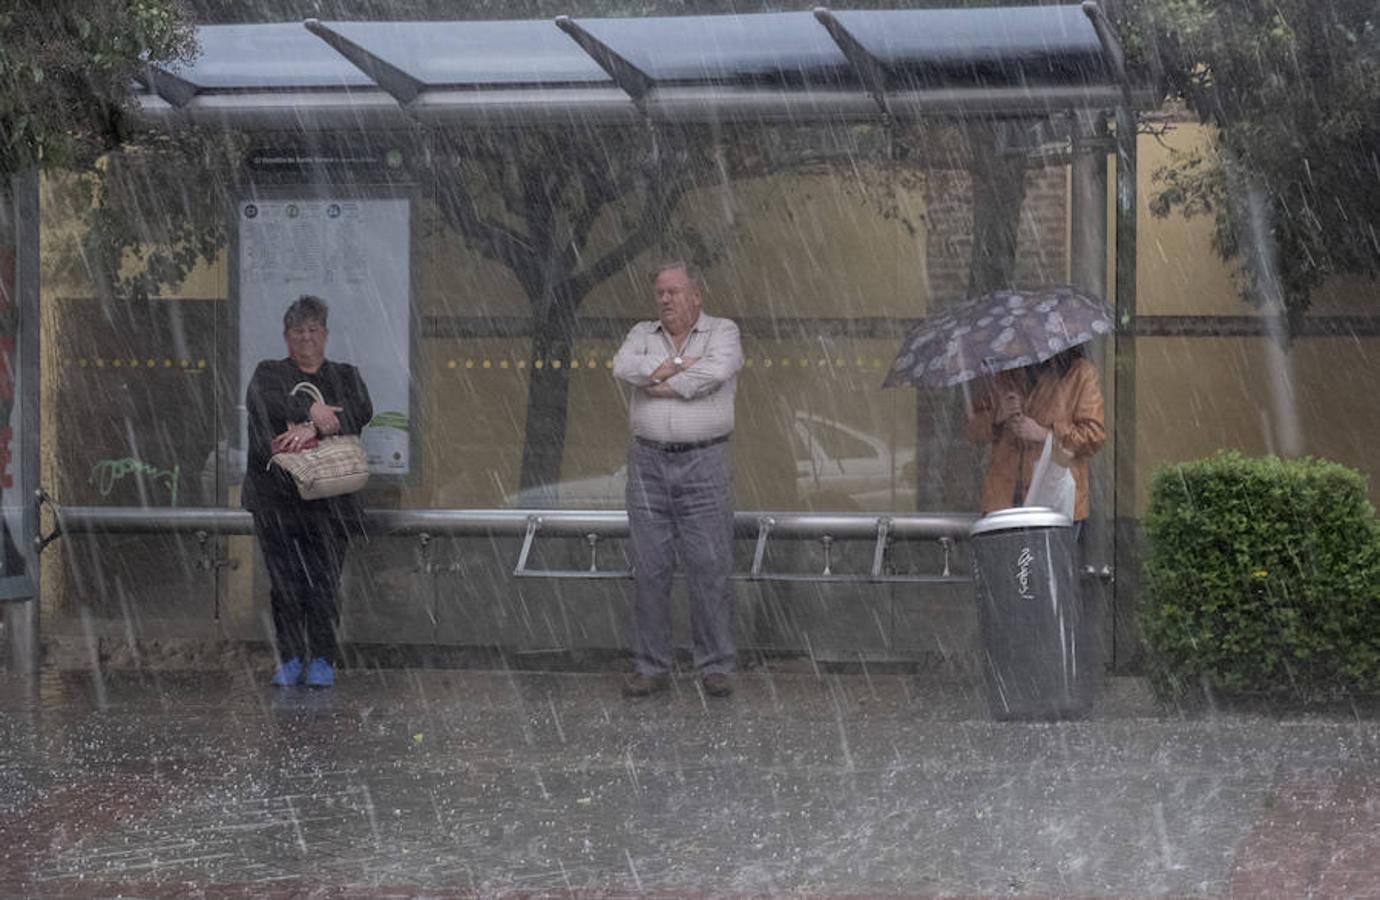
left=882, top=285, right=1114, bottom=389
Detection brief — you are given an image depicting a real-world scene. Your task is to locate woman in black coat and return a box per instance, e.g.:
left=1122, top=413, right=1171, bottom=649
left=243, top=295, right=372, bottom=688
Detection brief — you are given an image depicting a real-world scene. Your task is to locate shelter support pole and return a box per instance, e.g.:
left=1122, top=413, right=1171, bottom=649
left=1070, top=113, right=1118, bottom=667
left=1111, top=104, right=1141, bottom=672
left=1083, top=0, right=1143, bottom=671
left=1070, top=113, right=1109, bottom=298
left=4, top=170, right=40, bottom=677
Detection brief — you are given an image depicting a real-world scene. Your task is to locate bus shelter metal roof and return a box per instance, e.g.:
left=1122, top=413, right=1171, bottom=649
left=135, top=3, right=1151, bottom=131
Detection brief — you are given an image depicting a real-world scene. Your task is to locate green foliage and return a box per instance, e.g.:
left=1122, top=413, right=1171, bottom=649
left=44, top=130, right=244, bottom=300
left=1143, top=451, right=1380, bottom=697
left=0, top=1, right=194, bottom=177
left=1130, top=0, right=1380, bottom=321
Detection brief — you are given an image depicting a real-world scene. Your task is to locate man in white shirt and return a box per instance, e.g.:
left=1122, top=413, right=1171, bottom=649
left=612, top=261, right=743, bottom=698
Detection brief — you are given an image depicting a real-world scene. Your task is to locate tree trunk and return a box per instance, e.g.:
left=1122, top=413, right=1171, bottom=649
left=914, top=123, right=1030, bottom=512
left=515, top=297, right=576, bottom=506
left=967, top=121, right=1030, bottom=297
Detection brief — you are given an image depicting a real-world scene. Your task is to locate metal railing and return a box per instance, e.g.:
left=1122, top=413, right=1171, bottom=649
left=38, top=496, right=977, bottom=585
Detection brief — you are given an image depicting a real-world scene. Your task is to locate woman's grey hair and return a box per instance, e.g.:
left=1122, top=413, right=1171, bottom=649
left=284, top=295, right=328, bottom=331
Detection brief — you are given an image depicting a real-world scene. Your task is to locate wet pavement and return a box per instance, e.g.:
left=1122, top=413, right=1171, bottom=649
left=2, top=667, right=1380, bottom=897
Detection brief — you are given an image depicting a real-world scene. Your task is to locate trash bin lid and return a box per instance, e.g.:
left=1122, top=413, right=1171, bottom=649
left=969, top=506, right=1072, bottom=536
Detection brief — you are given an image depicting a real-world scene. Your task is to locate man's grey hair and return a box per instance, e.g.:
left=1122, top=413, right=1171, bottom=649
left=284, top=295, right=328, bottom=331
left=651, top=260, right=702, bottom=286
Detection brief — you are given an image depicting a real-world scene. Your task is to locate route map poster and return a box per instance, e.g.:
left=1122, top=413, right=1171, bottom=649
left=237, top=198, right=411, bottom=476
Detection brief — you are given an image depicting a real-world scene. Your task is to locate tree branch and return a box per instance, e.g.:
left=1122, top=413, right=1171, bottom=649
left=562, top=162, right=631, bottom=272
left=560, top=177, right=689, bottom=304
left=435, top=174, right=535, bottom=278
left=521, top=169, right=556, bottom=264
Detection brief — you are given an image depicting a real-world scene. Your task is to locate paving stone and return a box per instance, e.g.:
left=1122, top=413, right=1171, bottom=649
left=1, top=669, right=1378, bottom=896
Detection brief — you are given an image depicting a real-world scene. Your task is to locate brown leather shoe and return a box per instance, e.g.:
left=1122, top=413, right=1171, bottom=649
left=622, top=673, right=670, bottom=697
left=701, top=673, right=733, bottom=698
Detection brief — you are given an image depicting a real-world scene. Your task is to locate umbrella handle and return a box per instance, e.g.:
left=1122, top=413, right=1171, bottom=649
left=1013, top=443, right=1025, bottom=507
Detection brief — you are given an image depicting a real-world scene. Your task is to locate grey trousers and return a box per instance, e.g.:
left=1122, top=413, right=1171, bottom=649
left=625, top=440, right=735, bottom=676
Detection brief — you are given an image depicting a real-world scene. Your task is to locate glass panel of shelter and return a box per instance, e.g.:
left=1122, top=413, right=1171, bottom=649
left=0, top=176, right=31, bottom=597
left=39, top=120, right=1094, bottom=657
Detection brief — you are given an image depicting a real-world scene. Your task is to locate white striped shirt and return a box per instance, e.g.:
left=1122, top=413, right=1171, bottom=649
left=612, top=312, right=743, bottom=443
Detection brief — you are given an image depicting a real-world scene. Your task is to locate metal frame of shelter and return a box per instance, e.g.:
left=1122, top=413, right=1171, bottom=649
left=133, top=5, right=1151, bottom=128
left=4, top=3, right=1159, bottom=674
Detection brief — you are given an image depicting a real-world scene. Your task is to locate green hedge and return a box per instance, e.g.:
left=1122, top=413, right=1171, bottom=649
left=1143, top=451, right=1380, bottom=696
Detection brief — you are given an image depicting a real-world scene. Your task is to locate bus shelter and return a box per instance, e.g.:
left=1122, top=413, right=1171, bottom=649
left=2, top=4, right=1157, bottom=675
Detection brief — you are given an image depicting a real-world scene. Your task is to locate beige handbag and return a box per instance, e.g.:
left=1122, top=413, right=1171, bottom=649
left=268, top=382, right=370, bottom=500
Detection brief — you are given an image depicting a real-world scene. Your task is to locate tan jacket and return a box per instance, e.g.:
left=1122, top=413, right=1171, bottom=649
left=962, top=357, right=1107, bottom=521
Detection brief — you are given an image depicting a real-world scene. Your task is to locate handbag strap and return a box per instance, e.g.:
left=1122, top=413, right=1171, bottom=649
left=267, top=381, right=327, bottom=472
left=290, top=381, right=326, bottom=406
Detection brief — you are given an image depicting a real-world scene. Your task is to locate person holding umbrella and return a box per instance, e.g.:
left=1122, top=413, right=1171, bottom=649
left=961, top=345, right=1106, bottom=530
left=883, top=285, right=1111, bottom=530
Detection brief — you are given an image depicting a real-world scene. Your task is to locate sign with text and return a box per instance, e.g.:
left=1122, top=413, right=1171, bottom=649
left=237, top=198, right=411, bottom=475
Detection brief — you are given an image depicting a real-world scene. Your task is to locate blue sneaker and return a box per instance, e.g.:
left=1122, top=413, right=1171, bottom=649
left=271, top=658, right=303, bottom=687
left=303, top=658, right=334, bottom=688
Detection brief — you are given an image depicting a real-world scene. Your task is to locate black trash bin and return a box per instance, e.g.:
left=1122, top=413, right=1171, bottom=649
left=969, top=507, right=1094, bottom=720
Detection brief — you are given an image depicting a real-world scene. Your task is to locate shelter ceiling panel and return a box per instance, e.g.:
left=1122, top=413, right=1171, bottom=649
left=834, top=6, right=1104, bottom=83
left=164, top=23, right=374, bottom=90
left=569, top=12, right=851, bottom=87
left=320, top=20, right=613, bottom=87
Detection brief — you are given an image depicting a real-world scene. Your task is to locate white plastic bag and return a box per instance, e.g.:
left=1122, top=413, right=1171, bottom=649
left=1023, top=433, right=1076, bottom=519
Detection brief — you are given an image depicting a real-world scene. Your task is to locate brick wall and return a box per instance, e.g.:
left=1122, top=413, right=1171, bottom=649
left=923, top=163, right=1068, bottom=308
left=913, top=161, right=1069, bottom=511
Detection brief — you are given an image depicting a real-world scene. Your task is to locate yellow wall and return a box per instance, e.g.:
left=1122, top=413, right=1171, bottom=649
left=1136, top=123, right=1243, bottom=317
left=39, top=125, right=1380, bottom=520
left=1135, top=122, right=1380, bottom=509
left=406, top=165, right=927, bottom=511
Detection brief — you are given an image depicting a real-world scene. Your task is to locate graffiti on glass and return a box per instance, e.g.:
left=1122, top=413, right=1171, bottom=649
left=90, top=457, right=180, bottom=507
